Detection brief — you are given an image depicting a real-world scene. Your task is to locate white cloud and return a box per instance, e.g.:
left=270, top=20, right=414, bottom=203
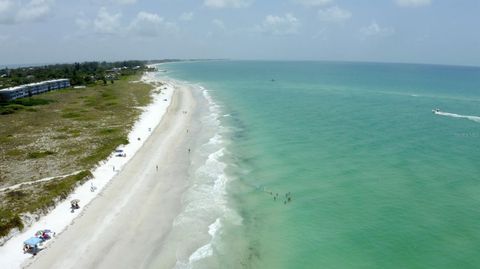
left=16, top=0, right=54, bottom=23
left=94, top=7, right=121, bottom=34
left=0, top=0, right=54, bottom=24
left=294, top=0, right=332, bottom=7
left=76, top=9, right=178, bottom=38
left=128, top=11, right=178, bottom=37
left=318, top=6, right=351, bottom=23
left=0, top=0, right=15, bottom=23
left=256, top=13, right=300, bottom=36
left=212, top=19, right=225, bottom=29
left=204, top=0, right=253, bottom=9
left=360, top=21, right=395, bottom=38
left=395, top=0, right=432, bottom=7
left=179, top=12, right=194, bottom=21
left=0, top=0, right=13, bottom=13
left=111, top=0, right=137, bottom=4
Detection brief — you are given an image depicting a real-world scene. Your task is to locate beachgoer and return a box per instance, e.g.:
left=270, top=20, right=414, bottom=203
left=156, top=165, right=158, bottom=171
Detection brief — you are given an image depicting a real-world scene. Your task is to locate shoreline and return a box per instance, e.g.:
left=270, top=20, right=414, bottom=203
left=1, top=66, right=234, bottom=269
left=25, top=74, right=205, bottom=268
left=0, top=71, right=175, bottom=268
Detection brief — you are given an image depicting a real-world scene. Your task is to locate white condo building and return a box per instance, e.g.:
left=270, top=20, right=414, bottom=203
left=0, top=79, right=71, bottom=101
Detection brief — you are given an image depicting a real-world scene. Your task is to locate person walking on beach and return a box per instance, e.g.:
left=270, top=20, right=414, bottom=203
left=156, top=165, right=158, bottom=172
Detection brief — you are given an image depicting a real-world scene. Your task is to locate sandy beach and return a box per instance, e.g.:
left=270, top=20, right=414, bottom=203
left=21, top=81, right=198, bottom=268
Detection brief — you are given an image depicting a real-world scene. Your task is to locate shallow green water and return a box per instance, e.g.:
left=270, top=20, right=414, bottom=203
left=164, top=61, right=480, bottom=269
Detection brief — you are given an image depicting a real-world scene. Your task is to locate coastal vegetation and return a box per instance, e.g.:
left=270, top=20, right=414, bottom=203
left=0, top=72, right=155, bottom=239
left=0, top=59, right=180, bottom=90
left=0, top=171, right=92, bottom=237
left=0, top=61, right=147, bottom=89
left=0, top=98, right=54, bottom=115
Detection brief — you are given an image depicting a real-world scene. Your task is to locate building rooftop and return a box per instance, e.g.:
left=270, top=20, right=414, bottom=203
left=0, top=79, right=70, bottom=93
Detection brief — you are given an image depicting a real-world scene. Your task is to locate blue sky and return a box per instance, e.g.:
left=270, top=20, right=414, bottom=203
left=0, top=0, right=479, bottom=66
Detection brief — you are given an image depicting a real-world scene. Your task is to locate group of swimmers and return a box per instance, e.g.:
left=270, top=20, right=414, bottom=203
left=269, top=191, right=293, bottom=204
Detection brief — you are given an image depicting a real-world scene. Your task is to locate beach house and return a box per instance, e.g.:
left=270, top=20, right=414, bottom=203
left=0, top=79, right=70, bottom=101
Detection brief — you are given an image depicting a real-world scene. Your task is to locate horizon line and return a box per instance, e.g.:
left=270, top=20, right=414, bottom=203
left=3, top=58, right=479, bottom=70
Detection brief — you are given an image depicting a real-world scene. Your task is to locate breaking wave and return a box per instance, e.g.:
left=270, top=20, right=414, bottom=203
left=173, top=85, right=239, bottom=269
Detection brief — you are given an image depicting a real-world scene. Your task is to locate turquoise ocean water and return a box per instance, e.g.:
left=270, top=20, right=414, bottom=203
left=161, top=61, right=480, bottom=269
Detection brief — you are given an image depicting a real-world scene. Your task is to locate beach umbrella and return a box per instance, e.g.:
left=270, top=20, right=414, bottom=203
left=35, top=229, right=52, bottom=236
left=71, top=199, right=80, bottom=204
left=34, top=230, right=44, bottom=236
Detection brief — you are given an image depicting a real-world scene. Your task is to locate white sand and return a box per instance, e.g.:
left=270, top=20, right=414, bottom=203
left=0, top=72, right=180, bottom=268
left=25, top=79, right=197, bottom=269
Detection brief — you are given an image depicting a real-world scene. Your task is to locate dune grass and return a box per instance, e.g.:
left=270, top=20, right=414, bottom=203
left=0, top=74, right=153, bottom=186
left=0, top=98, right=55, bottom=115
left=0, top=171, right=92, bottom=237
left=0, top=74, right=155, bottom=238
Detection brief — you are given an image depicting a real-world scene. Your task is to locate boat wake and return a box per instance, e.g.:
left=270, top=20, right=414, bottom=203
left=433, top=110, right=480, bottom=123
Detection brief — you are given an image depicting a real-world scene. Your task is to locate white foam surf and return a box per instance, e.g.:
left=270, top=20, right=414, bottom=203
left=172, top=85, right=239, bottom=269
left=187, top=218, right=222, bottom=264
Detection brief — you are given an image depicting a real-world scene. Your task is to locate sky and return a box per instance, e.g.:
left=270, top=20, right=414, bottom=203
left=0, top=0, right=479, bottom=66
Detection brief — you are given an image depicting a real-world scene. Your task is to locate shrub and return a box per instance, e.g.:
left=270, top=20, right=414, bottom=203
left=0, top=210, right=24, bottom=237
left=12, top=98, right=54, bottom=107
left=27, top=151, right=56, bottom=159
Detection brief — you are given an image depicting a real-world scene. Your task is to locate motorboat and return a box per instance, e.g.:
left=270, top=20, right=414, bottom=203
left=432, top=108, right=440, bottom=114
